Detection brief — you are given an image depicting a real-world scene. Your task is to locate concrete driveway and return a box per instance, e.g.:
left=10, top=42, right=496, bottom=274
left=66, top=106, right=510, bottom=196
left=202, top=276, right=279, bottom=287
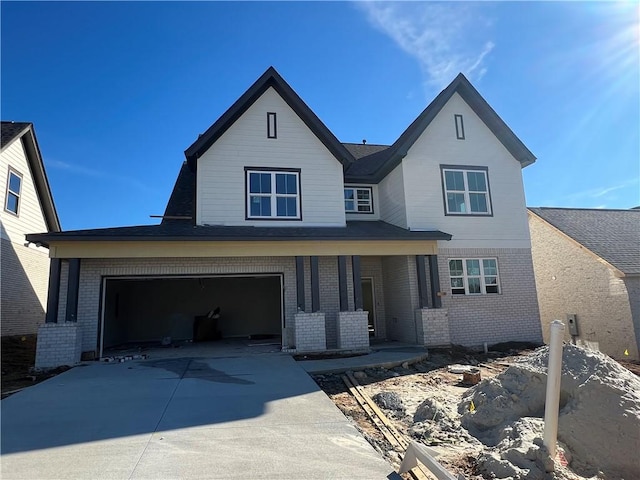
left=1, top=354, right=397, bottom=479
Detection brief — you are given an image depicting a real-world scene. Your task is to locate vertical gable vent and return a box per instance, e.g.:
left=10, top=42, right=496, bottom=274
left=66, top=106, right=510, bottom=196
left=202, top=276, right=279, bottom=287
left=454, top=114, right=465, bottom=140
left=267, top=112, right=277, bottom=139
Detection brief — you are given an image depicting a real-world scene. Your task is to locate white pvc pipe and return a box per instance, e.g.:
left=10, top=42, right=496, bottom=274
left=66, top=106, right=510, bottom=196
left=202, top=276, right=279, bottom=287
left=543, top=320, right=565, bottom=459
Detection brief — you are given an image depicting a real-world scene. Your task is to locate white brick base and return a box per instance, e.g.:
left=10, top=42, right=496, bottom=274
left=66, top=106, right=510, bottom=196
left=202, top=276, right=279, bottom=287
left=415, top=308, right=451, bottom=347
left=35, top=322, right=82, bottom=369
left=336, top=311, right=370, bottom=350
left=293, top=312, right=326, bottom=352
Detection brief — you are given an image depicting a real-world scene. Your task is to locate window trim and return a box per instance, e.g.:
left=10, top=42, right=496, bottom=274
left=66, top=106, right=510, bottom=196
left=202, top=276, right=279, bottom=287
left=4, top=167, right=23, bottom=216
left=440, top=165, right=493, bottom=217
left=267, top=112, right=277, bottom=139
left=454, top=114, right=465, bottom=140
left=244, top=167, right=302, bottom=221
left=448, top=257, right=500, bottom=295
left=344, top=185, right=374, bottom=214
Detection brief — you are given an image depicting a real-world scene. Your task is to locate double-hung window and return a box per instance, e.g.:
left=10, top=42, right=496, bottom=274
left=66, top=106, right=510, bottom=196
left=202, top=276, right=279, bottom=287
left=246, top=168, right=301, bottom=219
left=441, top=166, right=491, bottom=215
left=449, top=258, right=500, bottom=295
left=5, top=168, right=22, bottom=215
left=344, top=186, right=373, bottom=213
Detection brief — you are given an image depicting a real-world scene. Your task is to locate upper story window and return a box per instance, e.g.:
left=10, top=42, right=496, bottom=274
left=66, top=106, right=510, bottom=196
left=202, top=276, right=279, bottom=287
left=344, top=186, right=373, bottom=213
left=5, top=168, right=22, bottom=216
left=449, top=258, right=500, bottom=295
left=246, top=168, right=301, bottom=220
left=441, top=165, right=492, bottom=215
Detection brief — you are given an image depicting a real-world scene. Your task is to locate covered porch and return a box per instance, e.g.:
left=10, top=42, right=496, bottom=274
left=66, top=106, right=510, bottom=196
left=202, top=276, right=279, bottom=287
left=27, top=221, right=452, bottom=368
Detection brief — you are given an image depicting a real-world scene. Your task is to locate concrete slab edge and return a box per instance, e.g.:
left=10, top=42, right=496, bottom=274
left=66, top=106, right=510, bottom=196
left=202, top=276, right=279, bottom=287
left=303, top=352, right=430, bottom=375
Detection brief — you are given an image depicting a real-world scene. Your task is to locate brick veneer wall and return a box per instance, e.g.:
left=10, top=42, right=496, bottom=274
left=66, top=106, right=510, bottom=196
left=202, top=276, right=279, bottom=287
left=35, top=322, right=82, bottom=368
left=1, top=238, right=49, bottom=336
left=336, top=311, right=369, bottom=350
left=415, top=308, right=450, bottom=346
left=293, top=312, right=326, bottom=352
left=623, top=277, right=640, bottom=358
left=438, top=247, right=542, bottom=347
left=529, top=216, right=639, bottom=360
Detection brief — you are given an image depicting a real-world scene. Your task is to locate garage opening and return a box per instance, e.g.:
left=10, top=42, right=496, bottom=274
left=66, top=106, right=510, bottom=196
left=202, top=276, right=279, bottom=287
left=100, top=274, right=283, bottom=354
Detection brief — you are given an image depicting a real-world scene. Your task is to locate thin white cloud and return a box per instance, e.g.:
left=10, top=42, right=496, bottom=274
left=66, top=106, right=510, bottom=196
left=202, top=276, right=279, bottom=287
left=543, top=177, right=640, bottom=207
left=47, top=159, right=153, bottom=192
left=357, top=1, right=495, bottom=91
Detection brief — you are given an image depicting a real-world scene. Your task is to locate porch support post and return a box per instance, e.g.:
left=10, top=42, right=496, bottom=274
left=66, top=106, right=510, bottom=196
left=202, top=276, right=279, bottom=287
left=65, top=258, right=81, bottom=322
left=310, top=256, right=320, bottom=313
left=338, top=256, right=348, bottom=311
left=295, top=256, right=306, bottom=312
left=45, top=258, right=62, bottom=323
left=416, top=255, right=429, bottom=308
left=352, top=255, right=363, bottom=310
left=428, top=255, right=442, bottom=309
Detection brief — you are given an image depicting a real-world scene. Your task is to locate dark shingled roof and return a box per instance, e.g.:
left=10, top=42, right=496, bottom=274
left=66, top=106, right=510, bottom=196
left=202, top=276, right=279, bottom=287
left=344, top=73, right=536, bottom=183
left=1, top=121, right=31, bottom=149
left=162, top=162, right=195, bottom=222
left=529, top=207, right=640, bottom=275
left=26, top=220, right=451, bottom=247
left=342, top=143, right=390, bottom=160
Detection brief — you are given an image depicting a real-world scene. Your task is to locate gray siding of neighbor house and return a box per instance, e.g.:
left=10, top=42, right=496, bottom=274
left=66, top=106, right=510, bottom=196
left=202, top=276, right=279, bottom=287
left=438, top=247, right=542, bottom=347
left=529, top=215, right=639, bottom=360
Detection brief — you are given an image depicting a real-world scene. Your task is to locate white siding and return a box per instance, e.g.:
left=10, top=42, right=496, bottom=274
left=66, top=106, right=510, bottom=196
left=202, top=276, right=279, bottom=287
left=0, top=139, right=48, bottom=244
left=378, top=163, right=407, bottom=228
left=197, top=87, right=346, bottom=227
left=401, top=93, right=531, bottom=248
left=344, top=184, right=380, bottom=221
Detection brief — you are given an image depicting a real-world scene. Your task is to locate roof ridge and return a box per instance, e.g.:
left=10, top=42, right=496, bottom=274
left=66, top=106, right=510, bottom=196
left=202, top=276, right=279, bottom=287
left=529, top=206, right=639, bottom=212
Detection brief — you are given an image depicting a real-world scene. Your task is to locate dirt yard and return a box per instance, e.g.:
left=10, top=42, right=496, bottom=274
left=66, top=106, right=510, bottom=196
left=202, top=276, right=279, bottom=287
left=313, top=345, right=640, bottom=480
left=1, top=335, right=69, bottom=399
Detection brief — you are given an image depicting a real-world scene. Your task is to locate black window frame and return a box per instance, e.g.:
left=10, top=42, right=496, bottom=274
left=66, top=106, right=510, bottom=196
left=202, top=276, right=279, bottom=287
left=344, top=185, right=374, bottom=214
left=244, top=167, right=302, bottom=221
left=440, top=164, right=493, bottom=217
left=4, top=167, right=23, bottom=216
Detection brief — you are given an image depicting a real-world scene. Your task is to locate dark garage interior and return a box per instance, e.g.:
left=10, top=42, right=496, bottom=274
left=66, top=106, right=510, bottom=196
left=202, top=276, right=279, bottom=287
left=101, top=275, right=283, bottom=350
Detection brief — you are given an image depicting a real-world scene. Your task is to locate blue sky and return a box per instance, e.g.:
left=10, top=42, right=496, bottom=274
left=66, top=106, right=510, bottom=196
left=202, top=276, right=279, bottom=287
left=2, top=1, right=638, bottom=230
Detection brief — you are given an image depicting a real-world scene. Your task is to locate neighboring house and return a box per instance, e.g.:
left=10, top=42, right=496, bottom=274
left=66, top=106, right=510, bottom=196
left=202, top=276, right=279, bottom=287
left=27, top=67, right=542, bottom=368
left=1, top=122, right=61, bottom=336
left=528, top=207, right=640, bottom=360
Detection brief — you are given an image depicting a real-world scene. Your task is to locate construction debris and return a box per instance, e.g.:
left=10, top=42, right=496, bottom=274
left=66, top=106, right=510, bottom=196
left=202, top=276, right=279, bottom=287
left=316, top=344, right=640, bottom=480
left=460, top=345, right=640, bottom=479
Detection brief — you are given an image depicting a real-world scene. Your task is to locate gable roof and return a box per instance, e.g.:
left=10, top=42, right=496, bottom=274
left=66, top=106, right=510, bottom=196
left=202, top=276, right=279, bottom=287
left=345, top=73, right=536, bottom=183
left=1, top=121, right=61, bottom=232
left=184, top=66, right=355, bottom=170
left=528, top=207, right=640, bottom=275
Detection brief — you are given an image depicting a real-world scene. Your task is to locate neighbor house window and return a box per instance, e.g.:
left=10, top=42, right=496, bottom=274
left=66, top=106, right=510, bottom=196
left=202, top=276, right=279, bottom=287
left=449, top=258, right=500, bottom=295
left=246, top=168, right=301, bottom=219
left=344, top=186, right=373, bottom=213
left=441, top=166, right=491, bottom=215
left=5, top=168, right=22, bottom=215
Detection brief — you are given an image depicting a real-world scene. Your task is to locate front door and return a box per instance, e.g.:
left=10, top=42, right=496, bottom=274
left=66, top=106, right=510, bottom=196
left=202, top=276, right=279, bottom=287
left=361, top=277, right=376, bottom=337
